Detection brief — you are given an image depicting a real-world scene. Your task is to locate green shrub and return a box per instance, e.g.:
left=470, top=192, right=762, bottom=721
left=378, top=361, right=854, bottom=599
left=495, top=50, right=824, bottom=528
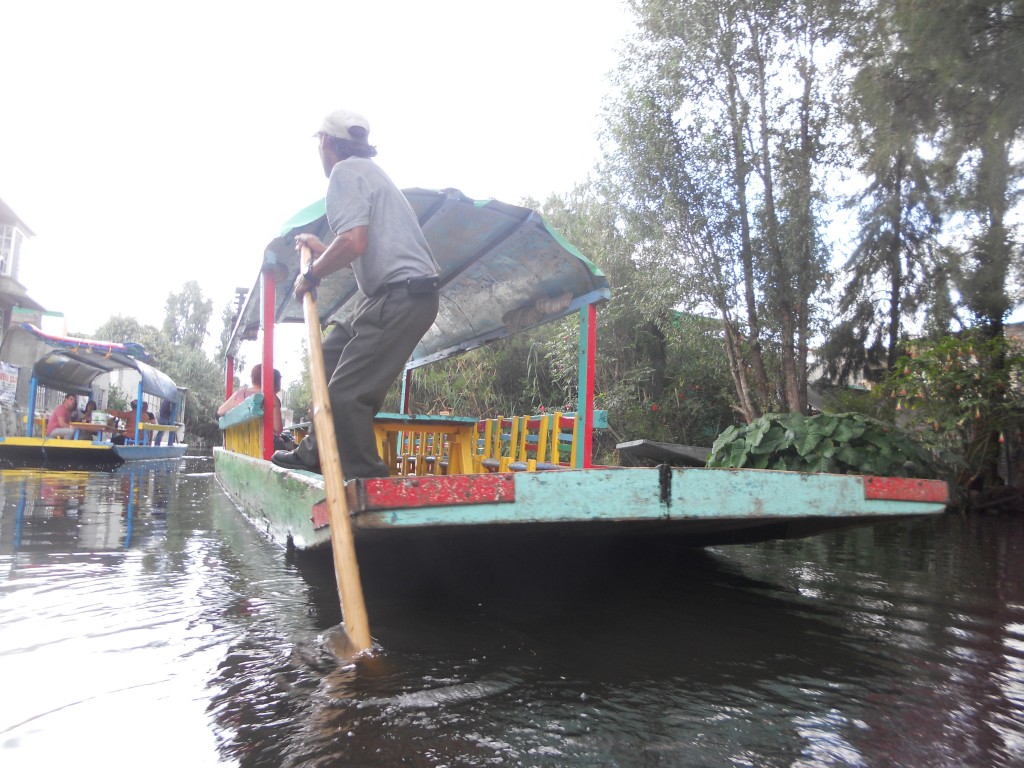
left=707, top=412, right=939, bottom=477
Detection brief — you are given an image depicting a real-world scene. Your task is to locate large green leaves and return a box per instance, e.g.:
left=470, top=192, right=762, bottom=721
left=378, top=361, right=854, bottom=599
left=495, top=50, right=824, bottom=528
left=707, top=412, right=939, bottom=477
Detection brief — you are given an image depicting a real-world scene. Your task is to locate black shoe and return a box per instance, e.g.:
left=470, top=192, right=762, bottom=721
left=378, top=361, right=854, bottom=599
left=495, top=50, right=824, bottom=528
left=271, top=450, right=321, bottom=474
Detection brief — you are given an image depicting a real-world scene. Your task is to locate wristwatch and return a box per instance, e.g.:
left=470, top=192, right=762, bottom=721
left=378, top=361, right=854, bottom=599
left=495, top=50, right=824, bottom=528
left=302, top=263, right=320, bottom=286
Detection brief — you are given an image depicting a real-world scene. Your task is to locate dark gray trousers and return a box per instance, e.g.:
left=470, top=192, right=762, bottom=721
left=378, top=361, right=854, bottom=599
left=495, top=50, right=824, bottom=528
left=295, top=285, right=439, bottom=478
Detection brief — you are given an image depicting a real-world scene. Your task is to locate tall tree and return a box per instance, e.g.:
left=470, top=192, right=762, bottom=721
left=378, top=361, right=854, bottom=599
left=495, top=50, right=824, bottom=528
left=283, top=340, right=312, bottom=424
left=158, top=345, right=223, bottom=448
left=399, top=183, right=737, bottom=456
left=162, top=280, right=213, bottom=349
left=93, top=310, right=223, bottom=448
left=824, top=1, right=943, bottom=383
left=890, top=0, right=1024, bottom=486
left=606, top=0, right=838, bottom=421
left=899, top=0, right=1024, bottom=336
left=159, top=282, right=221, bottom=447
left=94, top=316, right=169, bottom=360
left=214, top=300, right=238, bottom=367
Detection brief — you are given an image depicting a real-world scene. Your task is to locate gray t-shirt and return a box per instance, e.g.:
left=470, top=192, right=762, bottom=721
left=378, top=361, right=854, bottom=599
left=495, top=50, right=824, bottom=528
left=325, top=157, right=439, bottom=297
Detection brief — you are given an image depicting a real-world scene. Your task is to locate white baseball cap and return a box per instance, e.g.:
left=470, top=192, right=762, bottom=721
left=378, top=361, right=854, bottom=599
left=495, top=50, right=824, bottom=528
left=316, top=109, right=371, bottom=144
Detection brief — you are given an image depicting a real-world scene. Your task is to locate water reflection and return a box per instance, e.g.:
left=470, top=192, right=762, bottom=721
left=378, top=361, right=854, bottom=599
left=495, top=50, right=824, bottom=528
left=1, top=465, right=1022, bottom=767
left=0, top=465, right=182, bottom=562
left=209, top=523, right=1024, bottom=768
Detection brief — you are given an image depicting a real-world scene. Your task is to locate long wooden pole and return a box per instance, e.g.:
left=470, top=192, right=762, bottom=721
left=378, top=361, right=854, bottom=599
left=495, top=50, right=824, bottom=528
left=300, top=245, right=372, bottom=653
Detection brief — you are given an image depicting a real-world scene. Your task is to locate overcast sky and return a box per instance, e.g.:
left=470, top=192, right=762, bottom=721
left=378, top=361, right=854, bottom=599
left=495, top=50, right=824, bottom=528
left=1, top=1, right=631, bottom=345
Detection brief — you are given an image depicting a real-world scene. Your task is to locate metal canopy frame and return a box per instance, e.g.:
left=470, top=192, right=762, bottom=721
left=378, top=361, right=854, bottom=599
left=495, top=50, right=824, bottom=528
left=225, top=188, right=611, bottom=370
left=21, top=324, right=180, bottom=401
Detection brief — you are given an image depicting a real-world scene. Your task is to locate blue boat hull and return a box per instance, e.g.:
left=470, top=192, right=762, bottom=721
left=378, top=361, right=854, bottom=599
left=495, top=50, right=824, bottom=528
left=113, top=444, right=189, bottom=462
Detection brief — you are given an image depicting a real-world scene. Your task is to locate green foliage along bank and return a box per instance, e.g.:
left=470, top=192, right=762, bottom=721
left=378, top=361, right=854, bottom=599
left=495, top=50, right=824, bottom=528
left=707, top=412, right=939, bottom=479
left=93, top=280, right=225, bottom=450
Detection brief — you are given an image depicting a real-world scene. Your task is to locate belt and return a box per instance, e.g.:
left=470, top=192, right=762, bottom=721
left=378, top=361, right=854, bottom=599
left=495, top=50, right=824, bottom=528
left=370, top=275, right=440, bottom=299
left=371, top=279, right=413, bottom=299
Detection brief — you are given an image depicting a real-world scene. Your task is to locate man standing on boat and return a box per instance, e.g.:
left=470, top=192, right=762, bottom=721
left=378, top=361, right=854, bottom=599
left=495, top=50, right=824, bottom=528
left=271, top=108, right=440, bottom=479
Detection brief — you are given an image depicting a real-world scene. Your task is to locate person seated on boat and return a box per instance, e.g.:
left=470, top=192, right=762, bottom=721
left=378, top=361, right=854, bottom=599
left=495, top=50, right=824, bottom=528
left=80, top=400, right=97, bottom=423
left=46, top=394, right=79, bottom=439
left=271, top=108, right=440, bottom=478
left=217, top=364, right=285, bottom=440
left=142, top=404, right=156, bottom=438
left=109, top=400, right=147, bottom=445
left=154, top=398, right=176, bottom=446
left=70, top=399, right=97, bottom=425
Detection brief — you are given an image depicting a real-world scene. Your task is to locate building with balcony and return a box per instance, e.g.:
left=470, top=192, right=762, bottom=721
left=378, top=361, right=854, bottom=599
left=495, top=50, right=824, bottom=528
left=0, top=197, right=48, bottom=435
left=0, top=197, right=45, bottom=336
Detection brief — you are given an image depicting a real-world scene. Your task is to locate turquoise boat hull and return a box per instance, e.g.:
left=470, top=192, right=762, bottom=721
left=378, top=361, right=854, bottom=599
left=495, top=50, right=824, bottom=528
left=213, top=447, right=949, bottom=553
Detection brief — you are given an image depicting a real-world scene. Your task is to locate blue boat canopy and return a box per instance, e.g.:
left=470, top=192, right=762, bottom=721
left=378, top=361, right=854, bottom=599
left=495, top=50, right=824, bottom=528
left=20, top=324, right=181, bottom=402
left=227, top=188, right=611, bottom=369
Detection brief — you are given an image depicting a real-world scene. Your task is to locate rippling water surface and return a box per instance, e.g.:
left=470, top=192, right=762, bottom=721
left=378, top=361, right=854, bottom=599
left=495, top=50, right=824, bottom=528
left=1, top=461, right=1022, bottom=767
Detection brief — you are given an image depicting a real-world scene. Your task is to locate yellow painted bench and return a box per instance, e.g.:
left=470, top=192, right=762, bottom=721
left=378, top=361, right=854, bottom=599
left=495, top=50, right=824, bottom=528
left=218, top=393, right=265, bottom=458
left=474, top=410, right=609, bottom=472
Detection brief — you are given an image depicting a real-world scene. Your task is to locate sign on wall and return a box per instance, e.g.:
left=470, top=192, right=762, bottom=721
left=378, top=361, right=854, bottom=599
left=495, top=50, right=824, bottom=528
left=0, top=362, right=18, bottom=403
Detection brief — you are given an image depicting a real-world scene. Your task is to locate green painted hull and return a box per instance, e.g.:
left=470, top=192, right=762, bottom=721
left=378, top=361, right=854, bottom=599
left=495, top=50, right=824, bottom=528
left=213, top=447, right=949, bottom=553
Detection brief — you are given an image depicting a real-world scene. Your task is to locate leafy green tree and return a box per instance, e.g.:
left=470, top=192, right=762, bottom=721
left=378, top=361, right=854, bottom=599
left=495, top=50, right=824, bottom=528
left=106, top=384, right=130, bottom=412
left=94, top=316, right=169, bottom=360
left=158, top=282, right=221, bottom=447
left=861, top=1, right=1024, bottom=489
left=283, top=340, right=312, bottom=423
left=535, top=184, right=735, bottom=454
left=881, top=330, right=1024, bottom=490
left=400, top=182, right=737, bottom=460
left=214, top=300, right=239, bottom=367
left=605, top=0, right=838, bottom=420
left=824, top=1, right=943, bottom=382
left=93, top=283, right=225, bottom=449
left=162, top=280, right=213, bottom=349
left=897, top=0, right=1024, bottom=337
left=830, top=1, right=1024, bottom=363
left=158, top=346, right=222, bottom=448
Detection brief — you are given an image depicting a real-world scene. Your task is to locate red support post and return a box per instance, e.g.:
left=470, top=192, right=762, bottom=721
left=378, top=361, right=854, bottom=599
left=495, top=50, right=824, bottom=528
left=582, top=303, right=596, bottom=468
left=575, top=303, right=598, bottom=468
left=401, top=369, right=413, bottom=415
left=225, top=356, right=235, bottom=399
left=261, top=268, right=276, bottom=461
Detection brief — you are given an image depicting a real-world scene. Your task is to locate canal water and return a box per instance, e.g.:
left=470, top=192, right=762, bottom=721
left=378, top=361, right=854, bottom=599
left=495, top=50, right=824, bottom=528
left=0, top=462, right=1021, bottom=767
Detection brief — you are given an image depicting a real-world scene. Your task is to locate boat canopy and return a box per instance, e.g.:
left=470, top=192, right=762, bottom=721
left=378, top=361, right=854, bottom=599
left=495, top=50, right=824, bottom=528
left=227, top=188, right=611, bottom=369
left=20, top=324, right=181, bottom=402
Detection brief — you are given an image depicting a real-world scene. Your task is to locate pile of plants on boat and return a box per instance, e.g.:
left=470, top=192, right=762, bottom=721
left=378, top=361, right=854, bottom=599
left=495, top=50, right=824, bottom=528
left=706, top=411, right=945, bottom=478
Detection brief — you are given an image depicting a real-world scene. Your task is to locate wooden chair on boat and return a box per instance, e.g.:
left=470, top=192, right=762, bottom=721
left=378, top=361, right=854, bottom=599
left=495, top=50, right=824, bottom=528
left=475, top=416, right=521, bottom=472
left=372, top=414, right=477, bottom=477
left=397, top=429, right=447, bottom=476
left=475, top=412, right=581, bottom=472
left=509, top=412, right=579, bottom=471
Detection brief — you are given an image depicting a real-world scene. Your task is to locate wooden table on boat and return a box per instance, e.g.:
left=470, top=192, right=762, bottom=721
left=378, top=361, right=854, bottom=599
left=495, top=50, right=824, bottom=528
left=71, top=422, right=116, bottom=442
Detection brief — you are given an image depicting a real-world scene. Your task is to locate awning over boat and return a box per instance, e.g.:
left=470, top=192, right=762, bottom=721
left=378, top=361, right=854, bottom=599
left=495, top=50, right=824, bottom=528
left=227, top=188, right=611, bottom=369
left=20, top=324, right=180, bottom=401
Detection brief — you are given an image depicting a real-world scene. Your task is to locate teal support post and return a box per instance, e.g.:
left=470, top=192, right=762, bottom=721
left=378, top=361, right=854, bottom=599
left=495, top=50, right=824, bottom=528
left=26, top=377, right=38, bottom=437
left=134, top=382, right=145, bottom=444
